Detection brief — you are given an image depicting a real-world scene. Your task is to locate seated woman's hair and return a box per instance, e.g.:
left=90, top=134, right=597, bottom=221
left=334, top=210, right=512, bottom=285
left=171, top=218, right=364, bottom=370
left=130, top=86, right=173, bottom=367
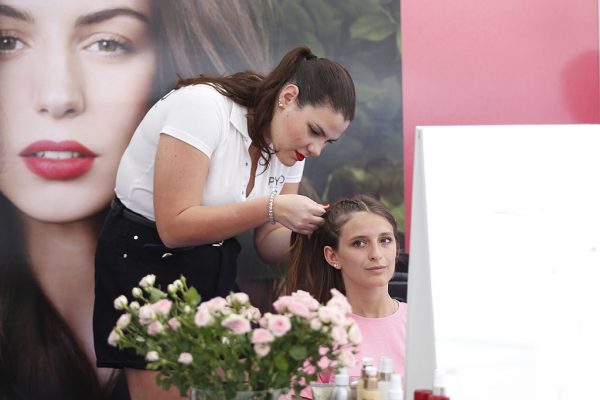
left=286, top=194, right=400, bottom=303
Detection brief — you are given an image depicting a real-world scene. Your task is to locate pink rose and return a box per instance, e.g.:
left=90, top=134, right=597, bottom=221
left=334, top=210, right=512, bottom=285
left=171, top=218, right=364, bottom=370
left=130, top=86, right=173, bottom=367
left=194, top=308, right=214, bottom=327
left=301, top=360, right=316, bottom=375
left=338, top=348, right=358, bottom=368
left=221, top=314, right=251, bottom=335
left=146, top=351, right=159, bottom=362
left=331, top=325, right=348, bottom=345
left=231, top=292, right=249, bottom=305
left=267, top=315, right=291, bottom=337
left=310, top=318, right=323, bottom=331
left=151, top=299, right=172, bottom=317
left=178, top=352, right=193, bottom=365
left=243, top=306, right=261, bottom=321
left=272, top=296, right=290, bottom=313
left=147, top=321, right=165, bottom=336
left=317, top=307, right=332, bottom=323
left=203, top=297, right=228, bottom=313
left=291, top=290, right=320, bottom=310
left=317, top=356, right=331, bottom=370
left=328, top=308, right=345, bottom=326
left=107, top=329, right=120, bottom=347
left=138, top=274, right=156, bottom=288
left=258, top=313, right=271, bottom=329
left=326, top=294, right=352, bottom=314
left=116, top=313, right=131, bottom=329
left=168, top=317, right=181, bottom=330
left=287, top=301, right=311, bottom=318
left=251, top=328, right=275, bottom=344
left=138, top=305, right=156, bottom=325
left=348, top=323, right=362, bottom=344
left=254, top=343, right=271, bottom=357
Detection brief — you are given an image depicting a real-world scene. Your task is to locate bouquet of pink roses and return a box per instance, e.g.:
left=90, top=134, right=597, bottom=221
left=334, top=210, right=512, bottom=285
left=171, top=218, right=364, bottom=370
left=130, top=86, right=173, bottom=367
left=109, top=275, right=361, bottom=398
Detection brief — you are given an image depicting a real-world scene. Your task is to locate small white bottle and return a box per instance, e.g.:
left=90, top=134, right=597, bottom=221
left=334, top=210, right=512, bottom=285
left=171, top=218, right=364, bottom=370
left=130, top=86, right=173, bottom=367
left=331, top=367, right=351, bottom=400
left=386, top=373, right=404, bottom=400
left=377, top=357, right=394, bottom=400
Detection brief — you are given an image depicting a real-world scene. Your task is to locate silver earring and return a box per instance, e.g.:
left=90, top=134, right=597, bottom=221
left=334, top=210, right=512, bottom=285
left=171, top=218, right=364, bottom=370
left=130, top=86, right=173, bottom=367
left=277, top=101, right=284, bottom=108
left=333, top=263, right=340, bottom=269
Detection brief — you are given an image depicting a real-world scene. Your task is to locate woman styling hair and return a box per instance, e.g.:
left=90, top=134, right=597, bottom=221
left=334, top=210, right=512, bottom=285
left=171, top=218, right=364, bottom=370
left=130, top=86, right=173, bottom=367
left=93, top=44, right=356, bottom=399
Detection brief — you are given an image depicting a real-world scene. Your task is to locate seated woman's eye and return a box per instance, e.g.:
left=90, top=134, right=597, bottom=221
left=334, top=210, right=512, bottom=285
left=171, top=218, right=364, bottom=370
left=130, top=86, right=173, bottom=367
left=381, top=236, right=394, bottom=244
left=86, top=38, right=133, bottom=54
left=0, top=35, right=24, bottom=52
left=352, top=240, right=366, bottom=248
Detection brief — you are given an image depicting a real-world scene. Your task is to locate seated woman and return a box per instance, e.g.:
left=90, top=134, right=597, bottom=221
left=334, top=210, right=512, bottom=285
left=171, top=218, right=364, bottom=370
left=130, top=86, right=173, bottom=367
left=286, top=194, right=407, bottom=390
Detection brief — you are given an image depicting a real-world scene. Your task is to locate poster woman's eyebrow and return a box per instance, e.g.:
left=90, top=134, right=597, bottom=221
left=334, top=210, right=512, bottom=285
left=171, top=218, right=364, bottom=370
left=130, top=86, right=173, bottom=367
left=0, top=5, right=34, bottom=22
left=75, top=7, right=150, bottom=26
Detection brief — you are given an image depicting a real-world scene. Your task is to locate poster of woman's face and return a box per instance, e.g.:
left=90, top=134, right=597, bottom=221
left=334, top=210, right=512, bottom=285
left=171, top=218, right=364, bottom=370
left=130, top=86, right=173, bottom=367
left=0, top=1, right=401, bottom=398
left=0, top=0, right=157, bottom=222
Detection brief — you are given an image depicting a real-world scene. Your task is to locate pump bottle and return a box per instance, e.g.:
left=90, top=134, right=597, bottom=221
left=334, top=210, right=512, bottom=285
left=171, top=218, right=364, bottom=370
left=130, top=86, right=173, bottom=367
left=331, top=367, right=351, bottom=400
left=387, top=373, right=404, bottom=400
left=360, top=366, right=381, bottom=400
left=377, top=357, right=394, bottom=400
left=356, top=357, right=374, bottom=400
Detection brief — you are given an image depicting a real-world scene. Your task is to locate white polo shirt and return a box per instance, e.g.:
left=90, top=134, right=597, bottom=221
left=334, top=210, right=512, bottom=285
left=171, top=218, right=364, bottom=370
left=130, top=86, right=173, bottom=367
left=115, top=84, right=304, bottom=221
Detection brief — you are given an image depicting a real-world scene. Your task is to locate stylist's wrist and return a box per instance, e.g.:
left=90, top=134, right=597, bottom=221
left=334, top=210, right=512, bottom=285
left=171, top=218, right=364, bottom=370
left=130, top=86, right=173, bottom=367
left=268, top=191, right=277, bottom=225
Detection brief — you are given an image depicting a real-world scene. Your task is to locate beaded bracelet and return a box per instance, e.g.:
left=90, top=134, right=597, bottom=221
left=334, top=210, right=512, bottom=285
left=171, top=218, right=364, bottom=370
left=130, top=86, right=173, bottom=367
left=268, top=191, right=277, bottom=224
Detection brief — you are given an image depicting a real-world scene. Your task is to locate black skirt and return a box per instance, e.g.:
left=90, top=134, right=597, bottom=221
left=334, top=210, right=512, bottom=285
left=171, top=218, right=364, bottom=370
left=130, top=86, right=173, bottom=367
left=93, top=198, right=240, bottom=369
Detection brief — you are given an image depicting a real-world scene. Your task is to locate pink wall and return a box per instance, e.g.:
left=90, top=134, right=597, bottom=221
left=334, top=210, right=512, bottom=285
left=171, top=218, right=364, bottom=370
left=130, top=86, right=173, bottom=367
left=401, top=0, right=600, bottom=248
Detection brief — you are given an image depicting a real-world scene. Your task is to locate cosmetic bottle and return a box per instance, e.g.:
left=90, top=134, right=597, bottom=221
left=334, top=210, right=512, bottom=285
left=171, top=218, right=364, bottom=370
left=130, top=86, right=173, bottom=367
left=356, top=357, right=374, bottom=400
left=331, top=367, right=351, bottom=400
left=387, top=373, right=404, bottom=400
left=377, top=357, right=394, bottom=400
left=361, top=366, right=381, bottom=400
left=429, top=369, right=449, bottom=400
left=413, top=389, right=432, bottom=400
left=350, top=380, right=358, bottom=400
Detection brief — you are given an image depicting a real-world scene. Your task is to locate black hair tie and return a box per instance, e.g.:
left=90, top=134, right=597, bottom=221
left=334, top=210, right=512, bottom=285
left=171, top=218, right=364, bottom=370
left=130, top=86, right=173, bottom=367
left=305, top=54, right=317, bottom=60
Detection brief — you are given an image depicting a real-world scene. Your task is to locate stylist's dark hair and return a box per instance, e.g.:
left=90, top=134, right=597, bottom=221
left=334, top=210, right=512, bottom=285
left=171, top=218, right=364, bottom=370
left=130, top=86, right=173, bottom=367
left=286, top=194, right=400, bottom=304
left=176, top=45, right=356, bottom=167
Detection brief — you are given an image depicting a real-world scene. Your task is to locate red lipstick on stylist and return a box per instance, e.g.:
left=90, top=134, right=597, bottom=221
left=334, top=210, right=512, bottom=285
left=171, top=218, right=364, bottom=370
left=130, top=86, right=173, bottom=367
left=20, top=140, right=97, bottom=180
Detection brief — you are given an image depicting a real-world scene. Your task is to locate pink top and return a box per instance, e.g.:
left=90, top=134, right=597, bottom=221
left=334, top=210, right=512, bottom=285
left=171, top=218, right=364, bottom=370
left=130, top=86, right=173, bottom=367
left=301, top=301, right=407, bottom=398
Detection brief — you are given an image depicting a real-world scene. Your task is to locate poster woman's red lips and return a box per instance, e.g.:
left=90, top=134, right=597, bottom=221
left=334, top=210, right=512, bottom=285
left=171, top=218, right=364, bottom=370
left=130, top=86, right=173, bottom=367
left=19, top=140, right=97, bottom=180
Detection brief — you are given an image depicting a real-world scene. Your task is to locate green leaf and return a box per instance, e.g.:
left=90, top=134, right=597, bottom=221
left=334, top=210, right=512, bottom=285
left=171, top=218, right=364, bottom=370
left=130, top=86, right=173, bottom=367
left=288, top=345, right=308, bottom=361
left=350, top=12, right=396, bottom=41
left=274, top=353, right=289, bottom=371
left=184, top=287, right=201, bottom=306
left=147, top=287, right=167, bottom=303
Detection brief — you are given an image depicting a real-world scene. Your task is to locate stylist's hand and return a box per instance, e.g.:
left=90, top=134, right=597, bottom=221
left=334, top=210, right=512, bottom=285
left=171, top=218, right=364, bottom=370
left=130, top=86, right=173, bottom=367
left=272, top=194, right=328, bottom=235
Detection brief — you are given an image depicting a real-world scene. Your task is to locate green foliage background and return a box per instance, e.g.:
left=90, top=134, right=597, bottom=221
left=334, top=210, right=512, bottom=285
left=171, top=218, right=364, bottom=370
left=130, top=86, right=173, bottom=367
left=254, top=0, right=404, bottom=232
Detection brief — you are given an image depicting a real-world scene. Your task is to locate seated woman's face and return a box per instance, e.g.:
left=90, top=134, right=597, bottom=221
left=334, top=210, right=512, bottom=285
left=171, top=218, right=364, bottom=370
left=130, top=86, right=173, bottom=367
left=328, top=211, right=397, bottom=293
left=0, top=0, right=156, bottom=223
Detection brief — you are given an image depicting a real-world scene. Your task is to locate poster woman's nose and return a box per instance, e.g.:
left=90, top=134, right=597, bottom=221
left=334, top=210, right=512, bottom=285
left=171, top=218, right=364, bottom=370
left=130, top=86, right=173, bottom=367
left=35, top=50, right=85, bottom=119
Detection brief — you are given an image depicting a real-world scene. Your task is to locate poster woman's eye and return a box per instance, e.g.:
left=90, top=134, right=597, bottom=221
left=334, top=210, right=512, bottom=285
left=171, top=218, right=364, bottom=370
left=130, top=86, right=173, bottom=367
left=85, top=37, right=133, bottom=55
left=0, top=35, right=25, bottom=53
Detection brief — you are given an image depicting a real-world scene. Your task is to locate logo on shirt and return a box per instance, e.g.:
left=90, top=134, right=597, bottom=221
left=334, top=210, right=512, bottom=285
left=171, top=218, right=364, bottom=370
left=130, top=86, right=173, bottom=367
left=268, top=175, right=285, bottom=189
